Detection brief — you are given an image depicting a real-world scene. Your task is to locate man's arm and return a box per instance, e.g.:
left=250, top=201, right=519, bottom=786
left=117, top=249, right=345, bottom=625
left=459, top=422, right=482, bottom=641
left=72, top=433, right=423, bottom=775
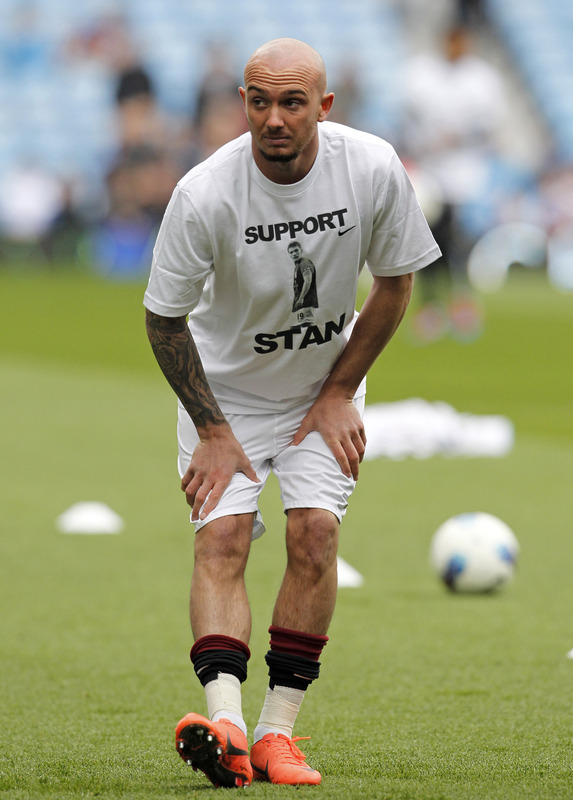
left=145, top=309, right=226, bottom=427
left=145, top=308, right=258, bottom=520
left=292, top=273, right=414, bottom=479
left=294, top=263, right=314, bottom=310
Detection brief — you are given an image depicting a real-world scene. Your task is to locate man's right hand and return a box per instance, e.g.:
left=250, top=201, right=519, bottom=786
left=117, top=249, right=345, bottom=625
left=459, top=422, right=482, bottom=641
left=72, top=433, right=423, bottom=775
left=181, top=423, right=260, bottom=522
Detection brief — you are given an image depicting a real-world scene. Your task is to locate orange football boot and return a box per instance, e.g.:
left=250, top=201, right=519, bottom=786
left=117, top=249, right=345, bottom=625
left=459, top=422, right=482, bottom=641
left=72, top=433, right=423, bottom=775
left=175, top=713, right=252, bottom=788
left=250, top=733, right=321, bottom=785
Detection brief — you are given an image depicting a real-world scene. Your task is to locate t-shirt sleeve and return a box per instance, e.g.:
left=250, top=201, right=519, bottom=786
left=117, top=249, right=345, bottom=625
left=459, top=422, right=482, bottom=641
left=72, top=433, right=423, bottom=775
left=366, top=149, right=441, bottom=276
left=143, top=185, right=213, bottom=317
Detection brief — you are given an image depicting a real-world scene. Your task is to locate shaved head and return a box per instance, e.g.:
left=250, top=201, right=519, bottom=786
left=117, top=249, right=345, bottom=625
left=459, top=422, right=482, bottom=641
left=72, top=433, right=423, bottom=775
left=244, top=38, right=327, bottom=96
left=239, top=38, right=334, bottom=183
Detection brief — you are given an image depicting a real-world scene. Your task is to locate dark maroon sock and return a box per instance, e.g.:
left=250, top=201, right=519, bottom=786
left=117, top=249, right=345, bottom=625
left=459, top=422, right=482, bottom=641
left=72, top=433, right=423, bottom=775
left=265, top=626, right=328, bottom=690
left=190, top=634, right=250, bottom=686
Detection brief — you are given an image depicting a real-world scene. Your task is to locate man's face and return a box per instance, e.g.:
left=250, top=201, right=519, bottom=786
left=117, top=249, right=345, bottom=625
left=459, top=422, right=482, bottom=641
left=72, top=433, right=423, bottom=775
left=288, top=244, right=302, bottom=261
left=242, top=85, right=321, bottom=164
left=239, top=56, right=333, bottom=170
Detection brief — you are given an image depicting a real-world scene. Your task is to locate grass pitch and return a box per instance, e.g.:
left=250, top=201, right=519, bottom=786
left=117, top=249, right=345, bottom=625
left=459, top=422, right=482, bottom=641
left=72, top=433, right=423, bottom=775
left=0, top=266, right=572, bottom=799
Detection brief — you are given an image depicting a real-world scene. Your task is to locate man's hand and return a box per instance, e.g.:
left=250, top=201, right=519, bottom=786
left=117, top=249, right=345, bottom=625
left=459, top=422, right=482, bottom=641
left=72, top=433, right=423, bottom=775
left=291, top=393, right=366, bottom=480
left=290, top=274, right=413, bottom=479
left=181, top=423, right=260, bottom=521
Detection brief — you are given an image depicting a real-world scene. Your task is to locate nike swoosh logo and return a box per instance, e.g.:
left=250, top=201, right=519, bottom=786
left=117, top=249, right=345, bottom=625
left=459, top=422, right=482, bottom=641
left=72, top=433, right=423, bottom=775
left=226, top=733, right=248, bottom=757
left=254, top=761, right=271, bottom=781
left=254, top=757, right=316, bottom=780
left=338, top=225, right=356, bottom=236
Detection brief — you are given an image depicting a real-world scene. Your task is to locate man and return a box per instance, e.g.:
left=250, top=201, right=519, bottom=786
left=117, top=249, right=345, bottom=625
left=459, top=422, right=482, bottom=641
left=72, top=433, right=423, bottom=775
left=288, top=240, right=319, bottom=324
left=401, top=22, right=505, bottom=341
left=144, top=38, right=440, bottom=788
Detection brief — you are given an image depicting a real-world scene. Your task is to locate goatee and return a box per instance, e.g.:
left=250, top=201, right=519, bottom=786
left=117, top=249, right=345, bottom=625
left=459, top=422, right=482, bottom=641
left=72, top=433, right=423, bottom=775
left=257, top=146, right=298, bottom=164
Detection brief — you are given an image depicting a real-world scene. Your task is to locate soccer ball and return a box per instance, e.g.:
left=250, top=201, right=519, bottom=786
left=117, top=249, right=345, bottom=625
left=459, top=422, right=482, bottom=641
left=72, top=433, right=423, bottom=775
left=430, top=512, right=519, bottom=593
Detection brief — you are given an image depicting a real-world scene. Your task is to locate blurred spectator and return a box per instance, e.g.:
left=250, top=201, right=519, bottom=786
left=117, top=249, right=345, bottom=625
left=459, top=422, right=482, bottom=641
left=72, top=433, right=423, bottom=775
left=400, top=22, right=507, bottom=341
left=60, top=9, right=190, bottom=276
left=63, top=11, right=136, bottom=72
left=456, top=0, right=486, bottom=29
left=116, top=64, right=154, bottom=105
left=395, top=0, right=457, bottom=46
left=193, top=41, right=242, bottom=127
left=114, top=64, right=172, bottom=154
left=537, top=164, right=573, bottom=239
left=0, top=162, right=64, bottom=261
left=64, top=12, right=174, bottom=156
left=180, top=41, right=247, bottom=171
left=91, top=145, right=179, bottom=278
left=184, top=95, right=247, bottom=171
left=329, top=62, right=363, bottom=127
left=524, top=163, right=573, bottom=291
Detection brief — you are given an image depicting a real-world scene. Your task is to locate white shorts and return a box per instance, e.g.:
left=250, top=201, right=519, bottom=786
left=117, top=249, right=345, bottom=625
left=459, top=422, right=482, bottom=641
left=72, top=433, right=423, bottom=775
left=177, top=395, right=365, bottom=540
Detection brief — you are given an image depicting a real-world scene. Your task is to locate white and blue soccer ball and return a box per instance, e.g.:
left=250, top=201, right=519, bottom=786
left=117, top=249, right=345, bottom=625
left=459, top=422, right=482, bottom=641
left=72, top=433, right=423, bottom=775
left=430, top=512, right=519, bottom=593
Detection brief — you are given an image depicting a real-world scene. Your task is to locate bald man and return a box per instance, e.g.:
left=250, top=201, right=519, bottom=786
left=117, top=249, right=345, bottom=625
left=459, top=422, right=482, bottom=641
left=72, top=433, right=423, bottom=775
left=144, top=38, right=440, bottom=787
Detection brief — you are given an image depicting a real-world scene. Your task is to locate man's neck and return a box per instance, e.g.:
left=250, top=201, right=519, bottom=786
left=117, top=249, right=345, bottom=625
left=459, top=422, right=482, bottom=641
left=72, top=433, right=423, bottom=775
left=251, top=138, right=319, bottom=185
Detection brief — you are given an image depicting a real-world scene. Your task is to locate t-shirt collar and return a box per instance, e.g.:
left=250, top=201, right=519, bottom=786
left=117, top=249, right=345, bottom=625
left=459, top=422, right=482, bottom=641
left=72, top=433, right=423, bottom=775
left=250, top=125, right=324, bottom=197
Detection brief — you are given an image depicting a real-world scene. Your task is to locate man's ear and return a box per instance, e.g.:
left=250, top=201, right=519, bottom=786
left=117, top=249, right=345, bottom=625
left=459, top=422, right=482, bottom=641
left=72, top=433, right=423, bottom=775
left=318, top=92, right=335, bottom=122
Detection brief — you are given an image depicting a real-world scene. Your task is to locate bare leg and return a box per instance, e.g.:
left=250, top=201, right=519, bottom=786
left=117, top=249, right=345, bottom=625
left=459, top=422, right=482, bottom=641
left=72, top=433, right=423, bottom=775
left=272, top=508, right=339, bottom=635
left=190, top=513, right=255, bottom=643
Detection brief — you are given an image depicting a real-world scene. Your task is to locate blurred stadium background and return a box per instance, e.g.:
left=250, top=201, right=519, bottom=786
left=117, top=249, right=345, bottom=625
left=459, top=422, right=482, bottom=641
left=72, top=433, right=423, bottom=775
left=2, top=4, right=573, bottom=797
left=0, top=0, right=572, bottom=301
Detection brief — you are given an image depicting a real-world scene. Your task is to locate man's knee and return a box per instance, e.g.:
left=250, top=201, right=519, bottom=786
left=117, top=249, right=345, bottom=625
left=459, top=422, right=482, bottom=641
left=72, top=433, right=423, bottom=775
left=194, top=514, right=253, bottom=575
left=285, top=508, right=339, bottom=576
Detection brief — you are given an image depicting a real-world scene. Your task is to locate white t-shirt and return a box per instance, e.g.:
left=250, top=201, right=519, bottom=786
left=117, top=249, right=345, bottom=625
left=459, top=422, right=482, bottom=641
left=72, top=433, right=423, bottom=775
left=144, top=121, right=440, bottom=411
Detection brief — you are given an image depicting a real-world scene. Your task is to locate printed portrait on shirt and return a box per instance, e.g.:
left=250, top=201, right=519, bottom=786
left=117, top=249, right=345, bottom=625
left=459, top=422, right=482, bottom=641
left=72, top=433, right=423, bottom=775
left=288, top=241, right=319, bottom=324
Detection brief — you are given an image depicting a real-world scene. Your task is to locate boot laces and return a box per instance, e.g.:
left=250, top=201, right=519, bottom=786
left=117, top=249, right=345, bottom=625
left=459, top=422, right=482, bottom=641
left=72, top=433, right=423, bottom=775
left=268, top=735, right=311, bottom=764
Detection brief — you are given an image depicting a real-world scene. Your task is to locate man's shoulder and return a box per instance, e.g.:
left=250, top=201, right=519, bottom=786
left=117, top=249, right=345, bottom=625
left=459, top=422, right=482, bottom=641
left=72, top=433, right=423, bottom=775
left=320, top=121, right=396, bottom=159
left=177, top=133, right=251, bottom=194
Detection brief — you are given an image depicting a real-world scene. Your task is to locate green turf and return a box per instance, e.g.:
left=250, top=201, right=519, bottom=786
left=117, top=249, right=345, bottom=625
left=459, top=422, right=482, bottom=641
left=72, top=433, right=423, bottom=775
left=0, top=267, right=572, bottom=799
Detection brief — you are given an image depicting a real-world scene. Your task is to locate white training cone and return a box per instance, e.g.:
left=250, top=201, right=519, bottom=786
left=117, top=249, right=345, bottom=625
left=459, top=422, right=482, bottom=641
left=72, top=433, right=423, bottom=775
left=337, top=556, right=364, bottom=588
left=56, top=502, right=124, bottom=534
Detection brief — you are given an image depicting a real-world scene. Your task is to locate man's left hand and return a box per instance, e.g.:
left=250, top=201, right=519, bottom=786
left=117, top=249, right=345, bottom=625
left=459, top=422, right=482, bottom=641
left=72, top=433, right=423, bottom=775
left=291, top=394, right=366, bottom=480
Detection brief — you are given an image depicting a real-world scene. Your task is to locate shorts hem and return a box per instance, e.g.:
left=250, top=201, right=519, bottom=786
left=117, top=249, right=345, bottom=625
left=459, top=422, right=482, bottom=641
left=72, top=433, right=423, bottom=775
left=192, top=506, right=266, bottom=540
left=282, top=500, right=347, bottom=523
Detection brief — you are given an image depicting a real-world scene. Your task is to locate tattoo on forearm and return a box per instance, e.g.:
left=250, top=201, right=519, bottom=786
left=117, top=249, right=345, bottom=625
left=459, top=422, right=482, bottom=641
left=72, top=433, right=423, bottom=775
left=145, top=309, right=226, bottom=428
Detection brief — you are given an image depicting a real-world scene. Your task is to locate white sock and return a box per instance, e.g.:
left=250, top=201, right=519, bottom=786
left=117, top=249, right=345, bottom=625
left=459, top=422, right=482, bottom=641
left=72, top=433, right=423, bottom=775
left=253, top=685, right=306, bottom=742
left=204, top=673, right=247, bottom=737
